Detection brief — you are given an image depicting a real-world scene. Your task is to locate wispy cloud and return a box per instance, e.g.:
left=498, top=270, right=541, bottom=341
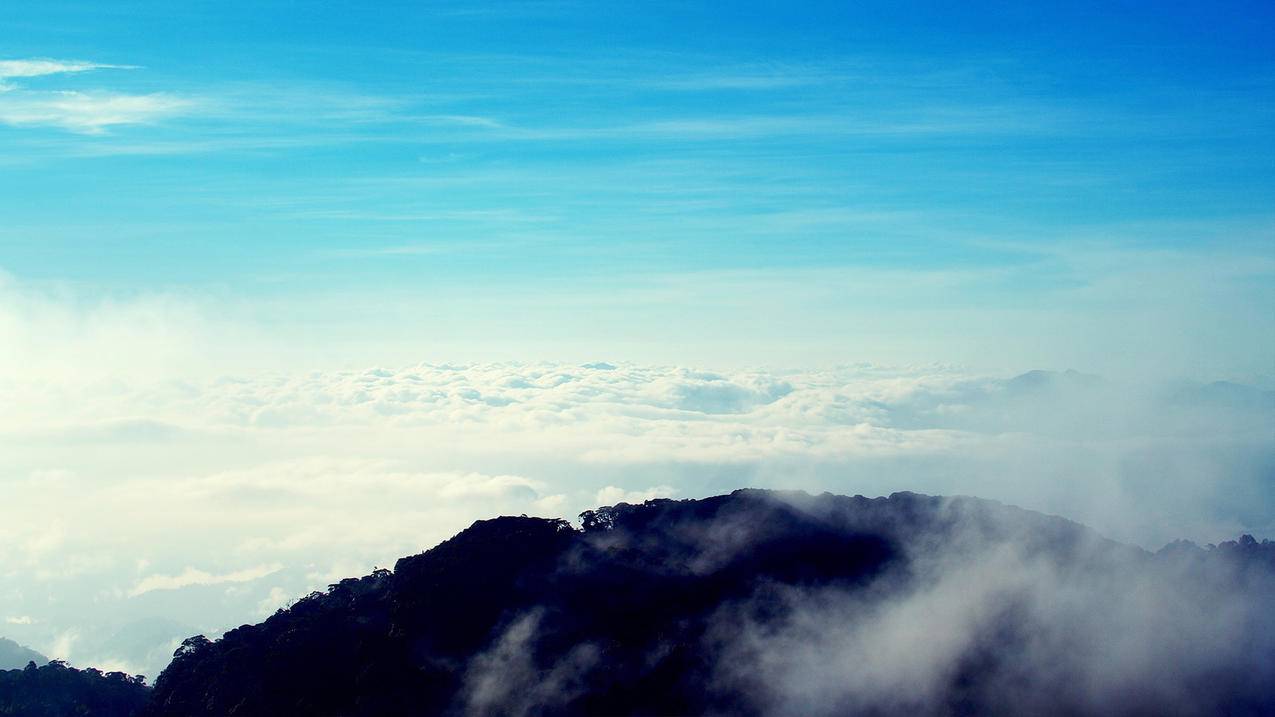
left=0, top=91, right=191, bottom=133
left=128, top=564, right=282, bottom=597
left=0, top=58, right=134, bottom=81
left=0, top=57, right=188, bottom=133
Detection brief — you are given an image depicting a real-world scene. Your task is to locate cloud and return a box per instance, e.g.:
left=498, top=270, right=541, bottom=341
left=0, top=353, right=1269, bottom=678
left=461, top=610, right=600, bottom=717
left=0, top=59, right=131, bottom=80
left=4, top=360, right=1271, bottom=542
left=255, top=587, right=291, bottom=617
left=708, top=512, right=1275, bottom=716
left=595, top=485, right=678, bottom=505
left=48, top=630, right=78, bottom=662
left=128, top=564, right=283, bottom=597
left=0, top=91, right=191, bottom=133
left=0, top=274, right=253, bottom=383
left=5, top=616, right=34, bottom=625
left=0, top=57, right=188, bottom=133
left=438, top=473, right=546, bottom=500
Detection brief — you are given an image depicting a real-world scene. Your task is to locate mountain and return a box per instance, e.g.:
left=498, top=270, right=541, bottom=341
left=0, top=660, right=149, bottom=717
left=143, top=489, right=1275, bottom=717
left=0, top=638, right=46, bottom=671
left=1004, top=368, right=1104, bottom=395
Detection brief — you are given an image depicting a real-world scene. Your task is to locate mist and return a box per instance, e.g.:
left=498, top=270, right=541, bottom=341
left=708, top=496, right=1275, bottom=716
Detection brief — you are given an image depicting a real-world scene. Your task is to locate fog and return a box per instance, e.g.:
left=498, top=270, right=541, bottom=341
left=707, top=498, right=1275, bottom=715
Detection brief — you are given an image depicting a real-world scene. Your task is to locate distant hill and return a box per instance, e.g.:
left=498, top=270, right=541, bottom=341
left=0, top=660, right=149, bottom=717
left=142, top=489, right=1275, bottom=716
left=0, top=637, right=46, bottom=671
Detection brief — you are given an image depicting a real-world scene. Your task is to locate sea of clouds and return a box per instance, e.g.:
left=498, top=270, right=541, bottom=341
left=0, top=360, right=1271, bottom=678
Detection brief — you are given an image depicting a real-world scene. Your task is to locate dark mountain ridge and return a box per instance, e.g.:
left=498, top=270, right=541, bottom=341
left=6, top=489, right=1273, bottom=716
left=144, top=489, right=1275, bottom=716
left=0, top=660, right=149, bottom=717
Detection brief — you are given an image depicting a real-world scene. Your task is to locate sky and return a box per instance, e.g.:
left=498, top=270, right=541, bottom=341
left=0, top=0, right=1273, bottom=680
left=2, top=0, right=1273, bottom=375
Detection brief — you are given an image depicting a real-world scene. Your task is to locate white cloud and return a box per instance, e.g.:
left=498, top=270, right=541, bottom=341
left=0, top=57, right=188, bottom=133
left=437, top=473, right=546, bottom=499
left=5, top=616, right=34, bottom=625
left=0, top=91, right=191, bottom=133
left=712, top=522, right=1275, bottom=716
left=48, top=630, right=79, bottom=661
left=128, top=564, right=282, bottom=597
left=0, top=353, right=1269, bottom=679
left=0, top=59, right=131, bottom=80
left=256, top=586, right=291, bottom=616
left=595, top=485, right=678, bottom=505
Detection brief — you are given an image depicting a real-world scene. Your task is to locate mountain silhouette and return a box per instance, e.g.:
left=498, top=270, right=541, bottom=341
left=0, top=660, right=149, bottom=717
left=145, top=489, right=1274, bottom=716
left=0, top=637, right=47, bottom=671
left=5, top=489, right=1274, bottom=716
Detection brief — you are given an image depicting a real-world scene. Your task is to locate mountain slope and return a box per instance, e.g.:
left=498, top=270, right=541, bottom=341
left=0, top=638, right=46, bottom=671
left=148, top=489, right=1274, bottom=716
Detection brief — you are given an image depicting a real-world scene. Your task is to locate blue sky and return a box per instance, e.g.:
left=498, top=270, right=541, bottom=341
left=2, top=0, right=1273, bottom=374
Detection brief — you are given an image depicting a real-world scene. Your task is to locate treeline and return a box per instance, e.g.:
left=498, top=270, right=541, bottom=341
left=0, top=660, right=149, bottom=717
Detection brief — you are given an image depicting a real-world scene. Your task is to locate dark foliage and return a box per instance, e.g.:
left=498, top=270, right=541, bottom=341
left=139, top=489, right=1274, bottom=716
left=0, top=660, right=149, bottom=717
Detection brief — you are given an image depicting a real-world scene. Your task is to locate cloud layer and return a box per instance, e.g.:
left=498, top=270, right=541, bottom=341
left=0, top=357, right=1271, bottom=678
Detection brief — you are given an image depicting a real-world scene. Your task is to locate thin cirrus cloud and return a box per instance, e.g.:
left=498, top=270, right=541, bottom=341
left=0, top=91, right=192, bottom=134
left=0, top=57, right=190, bottom=133
left=0, top=58, right=135, bottom=80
